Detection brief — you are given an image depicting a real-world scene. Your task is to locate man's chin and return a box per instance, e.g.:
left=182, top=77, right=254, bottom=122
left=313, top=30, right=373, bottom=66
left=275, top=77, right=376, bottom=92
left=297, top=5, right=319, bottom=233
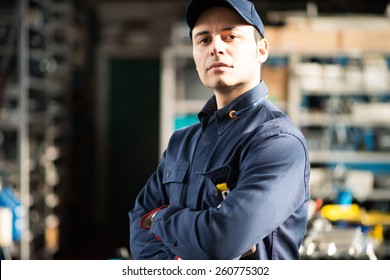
left=212, top=81, right=241, bottom=93
left=207, top=78, right=232, bottom=90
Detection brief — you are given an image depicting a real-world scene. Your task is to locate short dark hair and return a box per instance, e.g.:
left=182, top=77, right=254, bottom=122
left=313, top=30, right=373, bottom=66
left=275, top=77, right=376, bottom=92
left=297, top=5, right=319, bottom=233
left=254, top=27, right=263, bottom=43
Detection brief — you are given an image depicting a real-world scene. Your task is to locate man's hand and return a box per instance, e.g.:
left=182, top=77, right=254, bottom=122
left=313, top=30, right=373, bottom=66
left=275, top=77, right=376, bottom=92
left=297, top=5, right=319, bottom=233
left=141, top=211, right=158, bottom=229
left=241, top=245, right=256, bottom=257
left=141, top=214, right=152, bottom=228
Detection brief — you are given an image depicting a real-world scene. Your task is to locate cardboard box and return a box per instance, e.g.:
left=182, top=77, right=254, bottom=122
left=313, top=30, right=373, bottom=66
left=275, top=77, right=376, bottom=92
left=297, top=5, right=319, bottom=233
left=278, top=26, right=341, bottom=52
left=262, top=65, right=288, bottom=105
left=341, top=30, right=390, bottom=52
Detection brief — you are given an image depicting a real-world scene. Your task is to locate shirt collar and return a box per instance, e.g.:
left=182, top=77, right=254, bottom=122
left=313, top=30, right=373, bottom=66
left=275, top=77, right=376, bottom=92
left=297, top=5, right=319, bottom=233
left=198, top=81, right=269, bottom=133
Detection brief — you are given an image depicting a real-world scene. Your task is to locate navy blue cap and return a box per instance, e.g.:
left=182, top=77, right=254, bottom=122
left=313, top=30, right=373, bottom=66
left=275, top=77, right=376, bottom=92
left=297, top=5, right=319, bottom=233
left=186, top=0, right=265, bottom=38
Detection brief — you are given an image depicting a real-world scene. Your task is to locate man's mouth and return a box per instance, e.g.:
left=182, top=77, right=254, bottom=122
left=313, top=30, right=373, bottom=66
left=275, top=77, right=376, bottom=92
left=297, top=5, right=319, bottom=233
left=208, top=62, right=232, bottom=70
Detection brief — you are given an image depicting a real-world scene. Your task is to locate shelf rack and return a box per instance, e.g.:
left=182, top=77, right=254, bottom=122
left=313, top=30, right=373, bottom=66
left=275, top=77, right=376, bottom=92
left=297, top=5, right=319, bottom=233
left=0, top=0, right=73, bottom=259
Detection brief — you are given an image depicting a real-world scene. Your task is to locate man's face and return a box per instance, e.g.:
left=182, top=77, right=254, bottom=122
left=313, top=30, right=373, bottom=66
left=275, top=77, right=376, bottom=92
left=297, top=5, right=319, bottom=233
left=192, top=7, right=266, bottom=95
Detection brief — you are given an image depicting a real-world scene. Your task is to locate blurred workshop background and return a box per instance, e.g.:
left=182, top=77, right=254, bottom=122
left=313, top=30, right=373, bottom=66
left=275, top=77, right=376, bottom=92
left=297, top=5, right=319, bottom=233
left=0, top=0, right=390, bottom=260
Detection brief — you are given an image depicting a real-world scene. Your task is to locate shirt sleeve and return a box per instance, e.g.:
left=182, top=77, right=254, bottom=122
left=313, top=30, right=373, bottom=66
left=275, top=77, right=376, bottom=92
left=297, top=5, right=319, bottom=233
left=129, top=153, right=177, bottom=260
left=149, top=133, right=310, bottom=260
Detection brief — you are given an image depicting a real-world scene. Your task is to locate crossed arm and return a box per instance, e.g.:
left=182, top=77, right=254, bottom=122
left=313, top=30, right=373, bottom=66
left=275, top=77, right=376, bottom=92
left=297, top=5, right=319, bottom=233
left=129, top=134, right=308, bottom=260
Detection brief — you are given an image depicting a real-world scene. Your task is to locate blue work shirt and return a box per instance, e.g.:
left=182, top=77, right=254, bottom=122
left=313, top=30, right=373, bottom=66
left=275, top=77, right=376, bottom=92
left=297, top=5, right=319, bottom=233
left=129, top=81, right=310, bottom=260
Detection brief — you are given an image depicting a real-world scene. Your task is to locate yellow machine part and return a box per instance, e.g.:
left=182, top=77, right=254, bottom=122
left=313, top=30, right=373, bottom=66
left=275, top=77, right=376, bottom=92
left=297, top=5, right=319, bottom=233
left=320, top=204, right=390, bottom=226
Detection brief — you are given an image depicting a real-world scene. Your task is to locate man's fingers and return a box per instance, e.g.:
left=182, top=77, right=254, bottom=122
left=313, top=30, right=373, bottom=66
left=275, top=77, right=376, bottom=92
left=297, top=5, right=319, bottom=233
left=242, top=245, right=256, bottom=257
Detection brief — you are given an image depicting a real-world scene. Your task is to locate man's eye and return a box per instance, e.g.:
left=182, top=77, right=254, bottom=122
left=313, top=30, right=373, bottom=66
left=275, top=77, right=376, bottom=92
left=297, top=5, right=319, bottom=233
left=226, top=35, right=237, bottom=40
left=199, top=38, right=210, bottom=44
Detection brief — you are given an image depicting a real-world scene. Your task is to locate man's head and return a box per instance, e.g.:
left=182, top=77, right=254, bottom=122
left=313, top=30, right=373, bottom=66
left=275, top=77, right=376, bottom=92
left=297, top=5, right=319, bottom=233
left=185, top=0, right=268, bottom=107
left=186, top=0, right=265, bottom=40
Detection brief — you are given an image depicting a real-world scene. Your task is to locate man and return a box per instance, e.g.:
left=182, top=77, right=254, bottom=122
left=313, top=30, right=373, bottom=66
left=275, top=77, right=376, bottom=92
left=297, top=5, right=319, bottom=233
left=129, top=0, right=310, bottom=260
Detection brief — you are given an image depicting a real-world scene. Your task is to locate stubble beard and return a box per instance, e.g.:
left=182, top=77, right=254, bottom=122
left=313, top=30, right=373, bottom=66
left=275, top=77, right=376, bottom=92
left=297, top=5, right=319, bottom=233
left=210, top=75, right=244, bottom=94
left=215, top=83, right=243, bottom=94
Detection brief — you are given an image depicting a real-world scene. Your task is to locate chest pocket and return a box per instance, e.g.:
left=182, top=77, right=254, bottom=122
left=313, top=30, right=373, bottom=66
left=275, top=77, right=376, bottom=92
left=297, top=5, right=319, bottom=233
left=199, top=165, right=234, bottom=208
left=162, top=161, right=189, bottom=206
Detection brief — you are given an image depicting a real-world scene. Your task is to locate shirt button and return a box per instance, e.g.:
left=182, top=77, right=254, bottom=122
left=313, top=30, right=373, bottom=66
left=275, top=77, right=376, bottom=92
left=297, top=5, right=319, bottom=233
left=229, top=110, right=237, bottom=119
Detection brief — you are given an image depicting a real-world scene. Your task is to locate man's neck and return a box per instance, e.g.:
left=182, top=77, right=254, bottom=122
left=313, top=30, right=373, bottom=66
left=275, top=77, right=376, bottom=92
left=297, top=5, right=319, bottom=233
left=214, top=80, right=260, bottom=109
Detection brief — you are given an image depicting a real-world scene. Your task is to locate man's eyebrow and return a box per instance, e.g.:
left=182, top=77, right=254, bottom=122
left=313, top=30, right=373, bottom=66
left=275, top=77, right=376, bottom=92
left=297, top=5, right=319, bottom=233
left=193, top=26, right=239, bottom=39
left=193, top=30, right=210, bottom=39
left=222, top=26, right=236, bottom=31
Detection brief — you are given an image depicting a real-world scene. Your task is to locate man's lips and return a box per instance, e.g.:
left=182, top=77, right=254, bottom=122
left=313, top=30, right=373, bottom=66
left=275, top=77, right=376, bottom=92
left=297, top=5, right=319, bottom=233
left=207, top=62, right=232, bottom=70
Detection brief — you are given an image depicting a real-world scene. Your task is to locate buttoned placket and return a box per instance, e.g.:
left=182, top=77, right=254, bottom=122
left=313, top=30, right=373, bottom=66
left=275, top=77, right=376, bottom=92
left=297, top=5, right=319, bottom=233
left=181, top=116, right=220, bottom=208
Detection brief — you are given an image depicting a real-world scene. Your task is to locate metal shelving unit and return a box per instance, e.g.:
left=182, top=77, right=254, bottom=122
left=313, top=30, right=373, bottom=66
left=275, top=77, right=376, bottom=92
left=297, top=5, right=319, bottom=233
left=0, top=0, right=73, bottom=259
left=288, top=51, right=390, bottom=205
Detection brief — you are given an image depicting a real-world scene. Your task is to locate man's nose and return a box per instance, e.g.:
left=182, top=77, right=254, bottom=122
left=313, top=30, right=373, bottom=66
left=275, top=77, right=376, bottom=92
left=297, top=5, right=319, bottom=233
left=210, top=37, right=225, bottom=56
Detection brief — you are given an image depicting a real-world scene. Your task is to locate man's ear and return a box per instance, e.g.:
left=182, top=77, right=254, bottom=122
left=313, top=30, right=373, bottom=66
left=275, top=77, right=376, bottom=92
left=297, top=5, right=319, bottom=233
left=257, top=38, right=269, bottom=64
